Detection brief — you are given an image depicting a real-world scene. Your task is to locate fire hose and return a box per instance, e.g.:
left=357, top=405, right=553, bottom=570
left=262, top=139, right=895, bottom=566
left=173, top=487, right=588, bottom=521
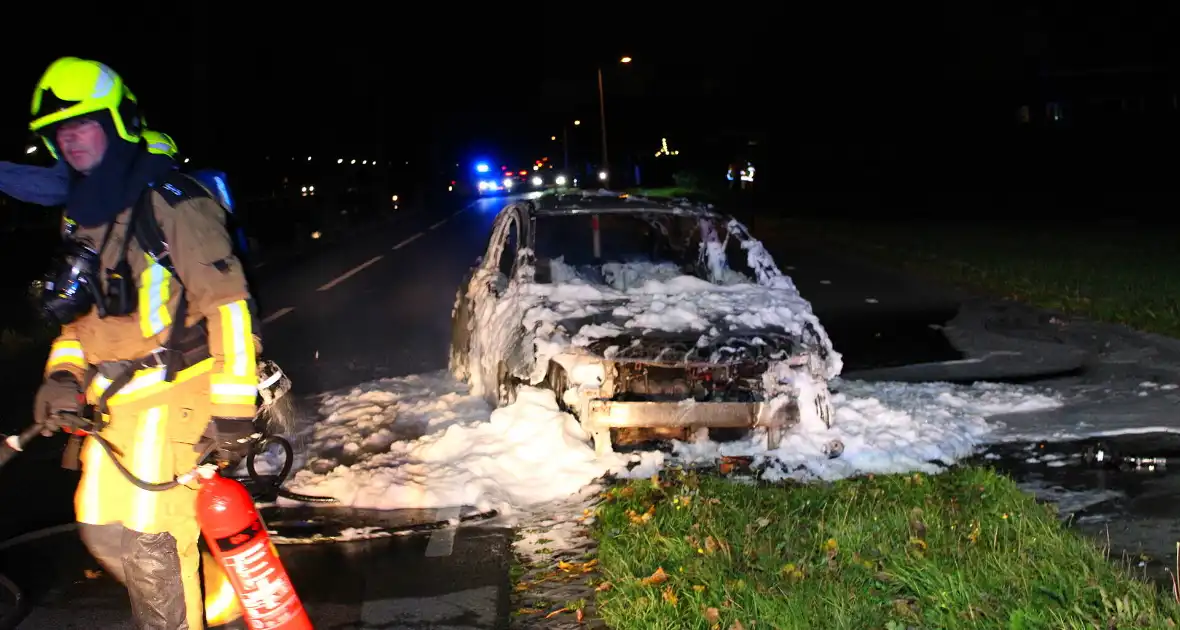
left=0, top=427, right=39, bottom=629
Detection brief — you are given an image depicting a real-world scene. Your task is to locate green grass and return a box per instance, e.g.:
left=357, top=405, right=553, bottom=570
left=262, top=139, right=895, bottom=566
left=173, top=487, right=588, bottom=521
left=760, top=218, right=1180, bottom=338
left=593, top=467, right=1180, bottom=629
left=630, top=187, right=715, bottom=200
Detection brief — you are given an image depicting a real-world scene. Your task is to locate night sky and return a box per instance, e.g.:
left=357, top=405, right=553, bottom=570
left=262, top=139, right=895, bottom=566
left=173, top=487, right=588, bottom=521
left=1, top=4, right=1174, bottom=166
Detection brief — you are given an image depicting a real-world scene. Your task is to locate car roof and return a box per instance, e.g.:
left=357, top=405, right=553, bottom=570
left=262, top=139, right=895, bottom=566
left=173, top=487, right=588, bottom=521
left=528, top=190, right=722, bottom=219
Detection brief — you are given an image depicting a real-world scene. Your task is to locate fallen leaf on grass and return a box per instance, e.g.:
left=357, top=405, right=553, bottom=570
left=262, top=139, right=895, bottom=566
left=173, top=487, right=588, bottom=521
left=576, top=608, right=584, bottom=623
left=780, top=563, right=805, bottom=581
left=595, top=581, right=613, bottom=592
left=704, top=607, right=721, bottom=623
left=719, top=456, right=753, bottom=475
left=557, top=558, right=599, bottom=574
left=627, top=504, right=656, bottom=525
left=745, top=516, right=772, bottom=536
left=823, top=538, right=839, bottom=555
left=909, top=507, right=927, bottom=541
left=544, top=607, right=570, bottom=619
left=640, top=567, right=669, bottom=586
left=908, top=537, right=928, bottom=555
left=662, top=586, right=678, bottom=605
left=893, top=597, right=920, bottom=618
left=730, top=621, right=745, bottom=630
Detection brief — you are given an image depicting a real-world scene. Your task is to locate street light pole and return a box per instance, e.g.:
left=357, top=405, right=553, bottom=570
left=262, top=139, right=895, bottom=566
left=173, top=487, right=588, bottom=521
left=597, top=66, right=609, bottom=173
left=562, top=125, right=570, bottom=171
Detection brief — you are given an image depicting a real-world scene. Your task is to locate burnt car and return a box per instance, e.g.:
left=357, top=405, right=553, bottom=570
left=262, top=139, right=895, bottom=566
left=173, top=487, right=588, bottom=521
left=449, top=191, right=841, bottom=456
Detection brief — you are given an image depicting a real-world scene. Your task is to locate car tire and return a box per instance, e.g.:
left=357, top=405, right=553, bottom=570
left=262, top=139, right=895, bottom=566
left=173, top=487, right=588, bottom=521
left=448, top=287, right=472, bottom=382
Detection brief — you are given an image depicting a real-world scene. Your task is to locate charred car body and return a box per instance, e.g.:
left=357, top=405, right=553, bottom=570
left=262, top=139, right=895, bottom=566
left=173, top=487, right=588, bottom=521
left=449, top=191, right=842, bottom=456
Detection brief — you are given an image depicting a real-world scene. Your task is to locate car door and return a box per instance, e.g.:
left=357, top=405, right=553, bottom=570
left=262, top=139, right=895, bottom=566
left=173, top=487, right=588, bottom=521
left=467, top=204, right=537, bottom=403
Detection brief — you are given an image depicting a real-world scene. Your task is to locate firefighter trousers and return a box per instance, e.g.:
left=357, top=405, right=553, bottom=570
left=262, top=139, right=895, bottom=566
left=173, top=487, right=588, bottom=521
left=75, top=358, right=241, bottom=629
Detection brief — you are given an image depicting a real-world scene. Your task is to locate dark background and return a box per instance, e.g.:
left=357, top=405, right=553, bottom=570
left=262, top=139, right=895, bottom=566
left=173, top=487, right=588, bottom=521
left=0, top=9, right=777, bottom=186
left=0, top=4, right=1176, bottom=229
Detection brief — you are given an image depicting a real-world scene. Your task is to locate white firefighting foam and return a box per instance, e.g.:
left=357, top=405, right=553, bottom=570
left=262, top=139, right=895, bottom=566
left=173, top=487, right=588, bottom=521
left=278, top=371, right=1065, bottom=513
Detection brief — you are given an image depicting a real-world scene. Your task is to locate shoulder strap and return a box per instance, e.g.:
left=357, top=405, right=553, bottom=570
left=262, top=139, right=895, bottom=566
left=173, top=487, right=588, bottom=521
left=132, top=173, right=216, bottom=379
left=132, top=172, right=213, bottom=286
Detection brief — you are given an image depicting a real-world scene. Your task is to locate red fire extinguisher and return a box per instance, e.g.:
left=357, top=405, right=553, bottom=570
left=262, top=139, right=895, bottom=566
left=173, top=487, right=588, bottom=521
left=196, top=473, right=313, bottom=629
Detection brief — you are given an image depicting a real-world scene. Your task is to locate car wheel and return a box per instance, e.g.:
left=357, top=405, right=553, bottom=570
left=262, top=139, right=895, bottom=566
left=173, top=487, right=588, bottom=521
left=448, top=287, right=472, bottom=381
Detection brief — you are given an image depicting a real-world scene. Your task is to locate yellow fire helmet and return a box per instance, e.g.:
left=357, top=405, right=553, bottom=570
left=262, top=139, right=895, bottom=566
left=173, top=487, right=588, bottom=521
left=29, top=57, right=143, bottom=155
left=143, top=129, right=178, bottom=159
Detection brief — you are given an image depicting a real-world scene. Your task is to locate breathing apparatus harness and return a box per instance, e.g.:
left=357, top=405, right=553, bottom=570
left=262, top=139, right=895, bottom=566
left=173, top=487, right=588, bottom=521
left=43, top=172, right=212, bottom=407
left=38, top=171, right=334, bottom=503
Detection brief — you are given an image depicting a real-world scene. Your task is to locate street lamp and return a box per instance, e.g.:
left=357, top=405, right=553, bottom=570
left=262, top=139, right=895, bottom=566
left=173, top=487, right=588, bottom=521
left=573, top=120, right=581, bottom=126
left=597, top=56, right=632, bottom=176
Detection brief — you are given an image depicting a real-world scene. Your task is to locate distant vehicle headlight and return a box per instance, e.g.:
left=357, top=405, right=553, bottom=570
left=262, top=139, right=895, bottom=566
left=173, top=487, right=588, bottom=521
left=503, top=178, right=513, bottom=188
left=531, top=176, right=543, bottom=186
left=555, top=175, right=567, bottom=186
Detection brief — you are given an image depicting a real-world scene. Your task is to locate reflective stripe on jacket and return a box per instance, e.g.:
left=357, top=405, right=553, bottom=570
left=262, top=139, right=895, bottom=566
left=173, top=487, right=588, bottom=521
left=44, top=188, right=260, bottom=420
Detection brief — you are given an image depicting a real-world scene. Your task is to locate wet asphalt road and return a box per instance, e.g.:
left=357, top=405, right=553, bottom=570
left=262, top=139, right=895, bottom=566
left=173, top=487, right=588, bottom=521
left=0, top=195, right=967, bottom=628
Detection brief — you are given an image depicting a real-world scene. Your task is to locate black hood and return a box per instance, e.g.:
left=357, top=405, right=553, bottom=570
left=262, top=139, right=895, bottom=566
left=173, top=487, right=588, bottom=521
left=62, top=113, right=174, bottom=227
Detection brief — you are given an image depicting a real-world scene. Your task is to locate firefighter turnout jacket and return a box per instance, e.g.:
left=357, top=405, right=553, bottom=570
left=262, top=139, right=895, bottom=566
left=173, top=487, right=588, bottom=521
left=43, top=181, right=258, bottom=628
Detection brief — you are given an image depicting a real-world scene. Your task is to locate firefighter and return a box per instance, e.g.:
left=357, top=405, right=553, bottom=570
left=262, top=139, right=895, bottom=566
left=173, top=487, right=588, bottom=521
left=28, top=57, right=259, bottom=629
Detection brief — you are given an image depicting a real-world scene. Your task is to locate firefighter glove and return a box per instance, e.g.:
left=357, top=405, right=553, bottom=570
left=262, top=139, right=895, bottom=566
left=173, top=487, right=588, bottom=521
left=33, top=372, right=86, bottom=433
left=208, top=417, right=258, bottom=467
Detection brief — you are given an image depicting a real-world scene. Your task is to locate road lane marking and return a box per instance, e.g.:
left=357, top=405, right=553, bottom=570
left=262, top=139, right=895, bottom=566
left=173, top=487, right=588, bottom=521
left=262, top=306, right=295, bottom=324
left=424, top=506, right=462, bottom=557
left=316, top=255, right=384, bottom=292
left=392, top=233, right=423, bottom=250
left=428, top=219, right=447, bottom=231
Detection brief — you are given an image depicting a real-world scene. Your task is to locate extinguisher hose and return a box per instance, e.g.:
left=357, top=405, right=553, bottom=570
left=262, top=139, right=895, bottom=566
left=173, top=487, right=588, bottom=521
left=246, top=435, right=337, bottom=504
left=87, top=432, right=212, bottom=491
left=88, top=432, right=335, bottom=503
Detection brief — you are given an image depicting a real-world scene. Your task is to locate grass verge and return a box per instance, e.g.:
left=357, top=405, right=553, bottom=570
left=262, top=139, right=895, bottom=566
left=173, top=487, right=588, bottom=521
left=760, top=219, right=1180, bottom=338
left=631, top=187, right=703, bottom=198
left=593, top=467, right=1179, bottom=629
